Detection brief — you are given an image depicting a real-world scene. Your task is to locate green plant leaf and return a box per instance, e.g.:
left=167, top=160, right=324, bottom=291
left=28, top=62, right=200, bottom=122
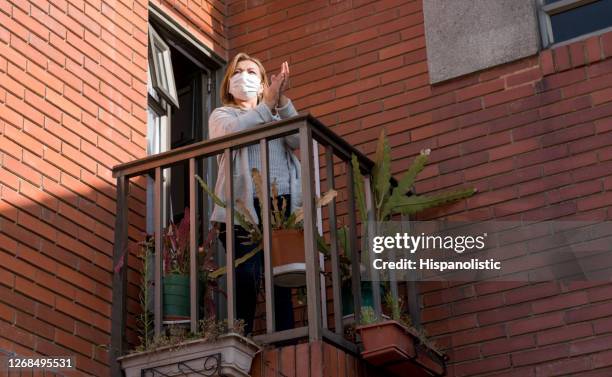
left=393, top=149, right=430, bottom=196
left=373, top=130, right=392, bottom=217
left=337, top=225, right=348, bottom=255
left=382, top=149, right=430, bottom=221
left=208, top=243, right=263, bottom=279
left=351, top=154, right=368, bottom=225
left=195, top=175, right=226, bottom=208
left=390, top=188, right=476, bottom=216
left=316, top=233, right=330, bottom=257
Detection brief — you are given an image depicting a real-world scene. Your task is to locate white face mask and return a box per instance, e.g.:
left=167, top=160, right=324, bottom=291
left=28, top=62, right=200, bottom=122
left=229, top=71, right=261, bottom=101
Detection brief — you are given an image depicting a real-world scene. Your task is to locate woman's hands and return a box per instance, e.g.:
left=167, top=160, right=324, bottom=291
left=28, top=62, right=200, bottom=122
left=262, top=61, right=289, bottom=110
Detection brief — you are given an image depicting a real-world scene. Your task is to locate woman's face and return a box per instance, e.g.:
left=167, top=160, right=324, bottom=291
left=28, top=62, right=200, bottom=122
left=232, top=60, right=260, bottom=77
left=232, top=60, right=264, bottom=98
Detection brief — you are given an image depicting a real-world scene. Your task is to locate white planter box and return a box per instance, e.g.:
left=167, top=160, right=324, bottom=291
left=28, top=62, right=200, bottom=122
left=118, top=333, right=260, bottom=377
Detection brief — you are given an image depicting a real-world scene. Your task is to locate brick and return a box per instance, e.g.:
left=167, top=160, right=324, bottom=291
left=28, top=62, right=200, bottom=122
left=569, top=41, right=586, bottom=67
left=535, top=356, right=591, bottom=377
left=454, top=354, right=510, bottom=377
left=4, top=156, right=40, bottom=188
left=0, top=319, right=36, bottom=349
left=4, top=122, right=45, bottom=157
left=594, top=317, right=612, bottom=335
left=542, top=68, right=586, bottom=91
left=452, top=294, right=505, bottom=315
left=456, top=79, right=505, bottom=102
left=438, top=151, right=488, bottom=174
left=532, top=292, right=589, bottom=314
left=484, top=84, right=534, bottom=108
left=15, top=311, right=54, bottom=340
left=477, top=303, right=532, bottom=326
left=569, top=334, right=612, bottom=356
left=55, top=328, right=93, bottom=357
left=586, top=35, right=602, bottom=64
left=15, top=276, right=55, bottom=307
left=452, top=324, right=506, bottom=347
left=553, top=45, right=571, bottom=71
left=593, top=349, right=612, bottom=369
left=421, top=305, right=451, bottom=322
left=513, top=343, right=569, bottom=366
left=408, top=92, right=455, bottom=116
left=426, top=314, right=478, bottom=336
left=603, top=30, right=612, bottom=58
left=482, top=334, right=535, bottom=357
left=577, top=192, right=612, bottom=211
left=537, top=323, right=593, bottom=346
left=508, top=312, right=565, bottom=336
left=540, top=49, right=555, bottom=76
left=378, top=38, right=425, bottom=60
left=567, top=302, right=612, bottom=323
left=506, top=67, right=542, bottom=87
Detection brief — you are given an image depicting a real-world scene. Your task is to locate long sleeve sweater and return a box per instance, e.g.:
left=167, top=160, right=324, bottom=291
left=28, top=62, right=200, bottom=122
left=208, top=98, right=302, bottom=225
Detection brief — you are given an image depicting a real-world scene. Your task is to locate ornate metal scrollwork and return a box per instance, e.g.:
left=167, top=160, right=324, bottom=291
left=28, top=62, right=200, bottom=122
left=142, top=353, right=221, bottom=377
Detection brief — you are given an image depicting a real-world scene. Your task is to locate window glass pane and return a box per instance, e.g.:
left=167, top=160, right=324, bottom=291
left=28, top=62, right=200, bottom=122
left=544, top=0, right=563, bottom=4
left=155, top=51, right=167, bottom=89
left=550, top=0, right=612, bottom=43
left=147, top=66, right=159, bottom=100
left=147, top=106, right=161, bottom=155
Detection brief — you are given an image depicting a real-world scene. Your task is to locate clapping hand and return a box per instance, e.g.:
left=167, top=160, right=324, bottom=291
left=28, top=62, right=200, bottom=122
left=263, top=61, right=290, bottom=110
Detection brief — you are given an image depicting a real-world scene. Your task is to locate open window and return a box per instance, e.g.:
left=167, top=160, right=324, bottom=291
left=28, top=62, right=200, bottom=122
left=145, top=16, right=220, bottom=232
left=148, top=25, right=180, bottom=109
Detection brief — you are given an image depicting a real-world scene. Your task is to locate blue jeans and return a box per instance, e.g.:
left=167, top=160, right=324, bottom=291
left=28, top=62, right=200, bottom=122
left=218, top=194, right=294, bottom=334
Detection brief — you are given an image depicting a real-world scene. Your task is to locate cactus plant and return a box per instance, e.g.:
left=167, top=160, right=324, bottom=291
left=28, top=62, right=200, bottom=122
left=351, top=130, right=476, bottom=222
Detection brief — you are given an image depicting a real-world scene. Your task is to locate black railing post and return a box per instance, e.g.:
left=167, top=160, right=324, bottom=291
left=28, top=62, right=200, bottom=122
left=111, top=174, right=128, bottom=377
left=223, top=148, right=236, bottom=325
left=154, top=167, right=163, bottom=336
left=300, top=123, right=322, bottom=341
left=260, top=139, right=276, bottom=333
left=326, top=147, right=342, bottom=334
left=364, top=176, right=382, bottom=318
left=189, top=158, right=199, bottom=333
left=346, top=162, right=362, bottom=324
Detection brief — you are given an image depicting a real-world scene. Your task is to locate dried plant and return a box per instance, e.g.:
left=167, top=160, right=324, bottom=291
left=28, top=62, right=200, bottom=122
left=135, top=236, right=154, bottom=352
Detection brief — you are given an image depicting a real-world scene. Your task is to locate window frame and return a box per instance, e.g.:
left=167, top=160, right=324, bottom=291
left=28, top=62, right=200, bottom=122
left=148, top=24, right=180, bottom=109
left=538, top=0, right=612, bottom=47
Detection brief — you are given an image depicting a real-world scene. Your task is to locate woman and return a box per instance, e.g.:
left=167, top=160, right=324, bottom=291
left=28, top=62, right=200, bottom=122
left=208, top=52, right=301, bottom=334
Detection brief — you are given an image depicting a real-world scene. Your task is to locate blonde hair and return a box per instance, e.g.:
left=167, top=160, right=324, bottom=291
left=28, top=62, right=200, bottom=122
left=220, top=52, right=269, bottom=107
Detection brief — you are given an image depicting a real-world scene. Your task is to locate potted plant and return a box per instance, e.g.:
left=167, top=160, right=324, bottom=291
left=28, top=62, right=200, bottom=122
left=162, top=208, right=191, bottom=321
left=351, top=129, right=476, bottom=224
left=121, top=234, right=259, bottom=377
left=119, top=318, right=259, bottom=377
left=196, top=169, right=337, bottom=288
left=356, top=293, right=446, bottom=377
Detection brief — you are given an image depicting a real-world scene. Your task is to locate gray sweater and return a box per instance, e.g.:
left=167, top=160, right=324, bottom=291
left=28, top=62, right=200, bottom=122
left=208, top=99, right=302, bottom=225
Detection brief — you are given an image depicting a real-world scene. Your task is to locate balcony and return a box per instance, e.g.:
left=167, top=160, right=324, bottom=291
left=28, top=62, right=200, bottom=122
left=110, top=113, right=445, bottom=377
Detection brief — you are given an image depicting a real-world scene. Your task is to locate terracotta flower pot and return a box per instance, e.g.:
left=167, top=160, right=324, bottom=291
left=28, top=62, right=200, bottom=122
left=271, top=228, right=306, bottom=287
left=357, top=320, right=416, bottom=365
left=357, top=320, right=446, bottom=376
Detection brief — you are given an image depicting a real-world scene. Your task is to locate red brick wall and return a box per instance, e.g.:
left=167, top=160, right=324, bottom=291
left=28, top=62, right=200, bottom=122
left=227, top=0, right=612, bottom=375
left=1, top=0, right=611, bottom=375
left=0, top=0, right=223, bottom=375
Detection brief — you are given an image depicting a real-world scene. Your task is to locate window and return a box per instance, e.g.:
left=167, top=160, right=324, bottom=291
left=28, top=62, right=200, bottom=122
left=149, top=25, right=180, bottom=108
left=538, top=0, right=612, bottom=47
left=145, top=18, right=217, bottom=230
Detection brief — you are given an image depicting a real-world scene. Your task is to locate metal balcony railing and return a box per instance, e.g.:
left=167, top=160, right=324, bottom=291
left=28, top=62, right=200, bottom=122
left=110, top=113, right=411, bottom=375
